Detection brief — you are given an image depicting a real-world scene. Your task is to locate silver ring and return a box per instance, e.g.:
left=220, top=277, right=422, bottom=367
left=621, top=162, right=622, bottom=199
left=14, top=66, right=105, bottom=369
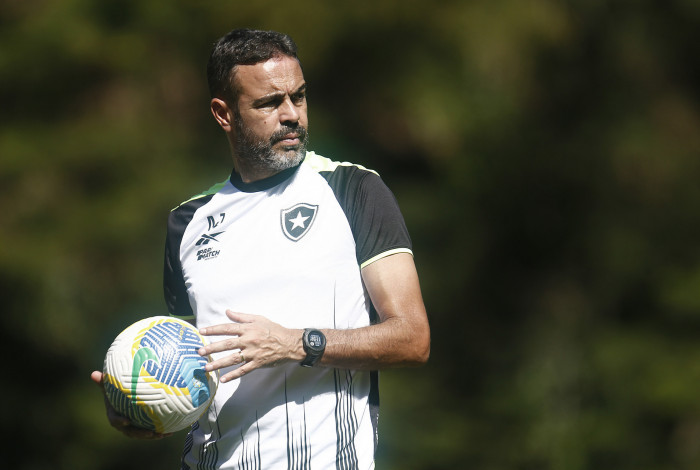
left=240, top=353, right=246, bottom=363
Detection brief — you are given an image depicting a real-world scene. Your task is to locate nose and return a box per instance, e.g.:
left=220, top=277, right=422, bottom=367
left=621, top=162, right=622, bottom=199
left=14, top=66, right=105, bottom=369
left=279, top=96, right=300, bottom=124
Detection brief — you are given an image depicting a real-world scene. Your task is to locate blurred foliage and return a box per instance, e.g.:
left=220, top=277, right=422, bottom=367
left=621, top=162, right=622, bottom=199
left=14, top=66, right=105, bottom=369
left=2, top=0, right=700, bottom=469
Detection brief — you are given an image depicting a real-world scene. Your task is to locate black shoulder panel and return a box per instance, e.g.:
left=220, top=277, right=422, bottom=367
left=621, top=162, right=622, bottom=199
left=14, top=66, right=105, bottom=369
left=163, top=195, right=214, bottom=317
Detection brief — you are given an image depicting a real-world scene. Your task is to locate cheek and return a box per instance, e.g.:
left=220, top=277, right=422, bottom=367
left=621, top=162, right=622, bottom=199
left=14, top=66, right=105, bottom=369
left=249, top=120, right=271, bottom=135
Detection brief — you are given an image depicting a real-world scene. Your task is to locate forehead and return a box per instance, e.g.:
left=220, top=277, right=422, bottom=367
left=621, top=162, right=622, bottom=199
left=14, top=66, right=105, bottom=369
left=234, top=56, right=305, bottom=100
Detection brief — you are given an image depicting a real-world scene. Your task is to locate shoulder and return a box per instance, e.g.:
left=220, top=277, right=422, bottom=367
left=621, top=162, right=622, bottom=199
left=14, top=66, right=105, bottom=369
left=302, top=151, right=385, bottom=196
left=303, top=151, right=378, bottom=178
left=167, top=178, right=229, bottom=237
left=170, top=179, right=229, bottom=213
left=303, top=151, right=377, bottom=174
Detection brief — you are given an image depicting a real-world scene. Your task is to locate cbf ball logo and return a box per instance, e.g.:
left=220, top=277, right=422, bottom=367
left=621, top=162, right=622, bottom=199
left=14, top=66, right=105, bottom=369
left=281, top=203, right=318, bottom=242
left=133, top=322, right=212, bottom=407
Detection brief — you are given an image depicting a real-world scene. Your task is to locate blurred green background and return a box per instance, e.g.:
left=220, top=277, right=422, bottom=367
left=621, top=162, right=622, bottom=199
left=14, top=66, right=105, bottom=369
left=2, top=0, right=700, bottom=469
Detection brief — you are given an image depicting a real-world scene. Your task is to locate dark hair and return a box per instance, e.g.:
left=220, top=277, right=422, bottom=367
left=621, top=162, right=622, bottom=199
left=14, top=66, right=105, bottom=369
left=207, top=28, right=299, bottom=102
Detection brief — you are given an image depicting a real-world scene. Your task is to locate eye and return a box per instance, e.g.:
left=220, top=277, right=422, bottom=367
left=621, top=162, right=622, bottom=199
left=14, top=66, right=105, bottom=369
left=291, top=91, right=306, bottom=105
left=256, top=97, right=283, bottom=109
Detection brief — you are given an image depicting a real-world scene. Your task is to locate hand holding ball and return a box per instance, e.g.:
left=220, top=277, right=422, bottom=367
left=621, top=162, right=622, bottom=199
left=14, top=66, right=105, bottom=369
left=101, top=316, right=218, bottom=434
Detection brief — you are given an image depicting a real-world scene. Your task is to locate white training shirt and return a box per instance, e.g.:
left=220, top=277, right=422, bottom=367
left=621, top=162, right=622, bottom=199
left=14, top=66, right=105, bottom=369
left=164, top=151, right=412, bottom=470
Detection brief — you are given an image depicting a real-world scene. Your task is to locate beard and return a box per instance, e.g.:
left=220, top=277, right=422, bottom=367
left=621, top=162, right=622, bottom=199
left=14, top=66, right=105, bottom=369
left=233, top=116, right=308, bottom=175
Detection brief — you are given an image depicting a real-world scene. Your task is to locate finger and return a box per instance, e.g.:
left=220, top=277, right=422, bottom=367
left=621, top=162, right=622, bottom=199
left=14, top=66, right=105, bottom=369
left=90, top=370, right=104, bottom=388
left=198, top=311, right=256, bottom=336
left=198, top=322, right=242, bottom=336
left=225, top=310, right=257, bottom=323
left=198, top=336, right=241, bottom=356
left=204, top=351, right=246, bottom=373
left=220, top=363, right=251, bottom=383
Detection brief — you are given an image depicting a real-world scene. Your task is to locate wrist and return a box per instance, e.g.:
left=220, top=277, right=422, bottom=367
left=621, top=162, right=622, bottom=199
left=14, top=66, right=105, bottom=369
left=288, top=329, right=306, bottom=362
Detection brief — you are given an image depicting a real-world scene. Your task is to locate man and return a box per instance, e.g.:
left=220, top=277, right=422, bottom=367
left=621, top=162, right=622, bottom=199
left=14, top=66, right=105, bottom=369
left=92, top=28, right=430, bottom=469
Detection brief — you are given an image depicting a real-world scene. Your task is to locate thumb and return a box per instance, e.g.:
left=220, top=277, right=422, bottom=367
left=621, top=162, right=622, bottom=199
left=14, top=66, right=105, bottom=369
left=90, top=370, right=104, bottom=388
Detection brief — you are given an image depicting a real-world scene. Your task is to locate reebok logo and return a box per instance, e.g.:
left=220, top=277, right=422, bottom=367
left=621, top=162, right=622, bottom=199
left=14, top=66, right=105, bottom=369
left=196, top=232, right=224, bottom=246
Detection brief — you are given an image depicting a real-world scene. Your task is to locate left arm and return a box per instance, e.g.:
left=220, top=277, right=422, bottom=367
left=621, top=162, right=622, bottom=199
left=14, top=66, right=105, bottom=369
left=199, top=252, right=430, bottom=382
left=320, top=252, right=430, bottom=369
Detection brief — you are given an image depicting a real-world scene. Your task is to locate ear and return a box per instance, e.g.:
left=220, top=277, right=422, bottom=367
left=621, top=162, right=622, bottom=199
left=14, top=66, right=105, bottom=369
left=211, top=98, right=234, bottom=132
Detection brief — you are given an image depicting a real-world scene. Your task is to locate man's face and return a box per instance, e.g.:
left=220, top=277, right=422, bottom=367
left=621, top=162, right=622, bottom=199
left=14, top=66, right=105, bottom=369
left=231, top=56, right=308, bottom=176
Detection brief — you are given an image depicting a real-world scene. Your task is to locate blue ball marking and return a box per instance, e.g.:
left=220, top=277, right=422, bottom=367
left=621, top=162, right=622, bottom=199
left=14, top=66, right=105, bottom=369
left=180, top=358, right=212, bottom=407
left=138, top=321, right=209, bottom=394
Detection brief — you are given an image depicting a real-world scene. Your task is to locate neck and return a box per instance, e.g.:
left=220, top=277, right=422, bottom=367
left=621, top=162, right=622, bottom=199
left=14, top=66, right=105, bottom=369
left=233, top=159, right=279, bottom=183
left=229, top=162, right=301, bottom=193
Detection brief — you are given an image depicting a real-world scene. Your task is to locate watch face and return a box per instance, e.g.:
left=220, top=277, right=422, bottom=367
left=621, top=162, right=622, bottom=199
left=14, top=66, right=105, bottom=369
left=308, top=333, right=323, bottom=348
left=302, top=329, right=325, bottom=367
left=305, top=329, right=326, bottom=352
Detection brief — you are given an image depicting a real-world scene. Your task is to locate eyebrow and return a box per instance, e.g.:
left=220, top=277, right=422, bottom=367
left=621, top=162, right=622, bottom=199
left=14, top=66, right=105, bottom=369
left=251, top=83, right=307, bottom=107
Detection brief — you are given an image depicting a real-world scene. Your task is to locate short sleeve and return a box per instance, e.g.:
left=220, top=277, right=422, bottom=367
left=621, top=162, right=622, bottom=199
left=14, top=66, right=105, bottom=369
left=319, top=166, right=412, bottom=267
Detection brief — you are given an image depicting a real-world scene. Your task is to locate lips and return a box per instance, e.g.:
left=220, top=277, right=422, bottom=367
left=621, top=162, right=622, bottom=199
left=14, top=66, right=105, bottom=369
left=280, top=133, right=299, bottom=143
left=272, top=126, right=307, bottom=146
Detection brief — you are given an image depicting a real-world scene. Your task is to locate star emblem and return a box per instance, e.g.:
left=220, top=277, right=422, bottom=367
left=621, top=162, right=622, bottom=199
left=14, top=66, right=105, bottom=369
left=280, top=203, right=319, bottom=242
left=289, top=211, right=310, bottom=231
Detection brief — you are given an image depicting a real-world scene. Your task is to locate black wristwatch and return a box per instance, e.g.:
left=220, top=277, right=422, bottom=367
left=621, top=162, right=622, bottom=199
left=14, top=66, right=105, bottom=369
left=301, top=328, right=326, bottom=367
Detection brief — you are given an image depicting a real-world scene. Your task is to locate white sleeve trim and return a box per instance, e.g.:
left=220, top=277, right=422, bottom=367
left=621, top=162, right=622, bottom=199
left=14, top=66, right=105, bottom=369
left=360, top=248, right=413, bottom=269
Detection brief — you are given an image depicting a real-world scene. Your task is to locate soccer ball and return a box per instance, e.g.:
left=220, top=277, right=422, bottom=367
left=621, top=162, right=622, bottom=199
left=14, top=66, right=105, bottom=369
left=102, top=316, right=218, bottom=434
